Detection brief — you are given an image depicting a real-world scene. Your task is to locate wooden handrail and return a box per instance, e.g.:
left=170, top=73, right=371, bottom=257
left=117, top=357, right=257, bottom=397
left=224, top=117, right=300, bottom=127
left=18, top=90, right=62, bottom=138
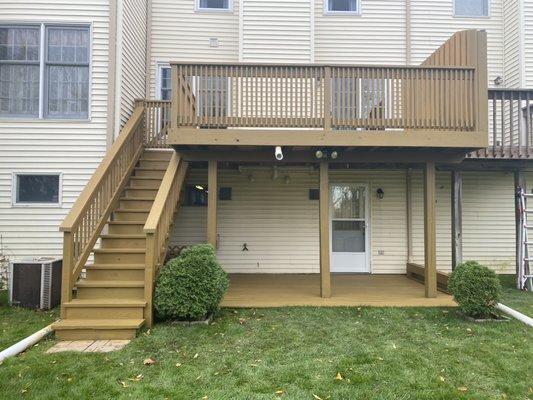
left=142, top=100, right=172, bottom=148
left=60, top=103, right=145, bottom=317
left=143, top=152, right=188, bottom=326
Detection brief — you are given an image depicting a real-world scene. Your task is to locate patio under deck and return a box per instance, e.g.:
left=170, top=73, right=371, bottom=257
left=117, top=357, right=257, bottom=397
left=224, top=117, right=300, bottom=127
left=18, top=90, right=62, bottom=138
left=221, top=274, right=456, bottom=308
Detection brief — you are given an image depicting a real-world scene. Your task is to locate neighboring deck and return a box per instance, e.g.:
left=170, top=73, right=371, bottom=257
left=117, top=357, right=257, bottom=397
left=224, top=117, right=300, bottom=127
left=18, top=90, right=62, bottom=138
left=221, top=274, right=455, bottom=308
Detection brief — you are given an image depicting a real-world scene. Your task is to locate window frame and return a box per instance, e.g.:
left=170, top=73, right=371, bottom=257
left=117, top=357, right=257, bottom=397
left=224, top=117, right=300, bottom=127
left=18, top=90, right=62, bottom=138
left=453, top=0, right=490, bottom=18
left=195, top=0, right=233, bottom=13
left=0, top=22, right=92, bottom=121
left=324, top=0, right=361, bottom=15
left=12, top=171, right=63, bottom=207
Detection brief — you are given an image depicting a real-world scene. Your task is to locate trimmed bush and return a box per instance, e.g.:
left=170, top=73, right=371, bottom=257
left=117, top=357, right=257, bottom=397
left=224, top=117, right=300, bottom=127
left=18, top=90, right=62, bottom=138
left=154, top=244, right=229, bottom=321
left=448, top=261, right=502, bottom=318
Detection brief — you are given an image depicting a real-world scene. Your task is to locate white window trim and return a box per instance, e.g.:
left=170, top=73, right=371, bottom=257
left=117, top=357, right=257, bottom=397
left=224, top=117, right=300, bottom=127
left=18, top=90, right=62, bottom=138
left=0, top=22, right=92, bottom=122
left=453, top=0, right=491, bottom=18
left=12, top=171, right=63, bottom=208
left=324, top=0, right=361, bottom=16
left=155, top=62, right=170, bottom=101
left=195, top=0, right=233, bottom=13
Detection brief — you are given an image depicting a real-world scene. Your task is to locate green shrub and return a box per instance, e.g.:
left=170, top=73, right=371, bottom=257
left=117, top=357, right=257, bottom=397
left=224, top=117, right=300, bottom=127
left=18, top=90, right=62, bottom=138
left=448, top=261, right=502, bottom=318
left=154, top=244, right=229, bottom=321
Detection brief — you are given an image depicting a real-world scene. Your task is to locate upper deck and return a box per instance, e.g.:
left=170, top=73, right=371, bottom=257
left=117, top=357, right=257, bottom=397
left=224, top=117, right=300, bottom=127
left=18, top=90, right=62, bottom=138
left=167, top=30, right=488, bottom=153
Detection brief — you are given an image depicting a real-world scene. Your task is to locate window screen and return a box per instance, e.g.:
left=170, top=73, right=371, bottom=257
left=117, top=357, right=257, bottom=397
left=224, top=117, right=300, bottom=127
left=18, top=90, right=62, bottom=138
left=198, top=0, right=230, bottom=10
left=16, top=174, right=60, bottom=204
left=46, top=27, right=90, bottom=119
left=327, top=0, right=358, bottom=12
left=0, top=26, right=40, bottom=117
left=454, top=0, right=489, bottom=16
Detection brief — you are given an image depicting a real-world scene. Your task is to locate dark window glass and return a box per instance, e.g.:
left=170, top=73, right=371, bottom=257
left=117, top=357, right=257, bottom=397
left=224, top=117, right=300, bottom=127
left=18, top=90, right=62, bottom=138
left=184, top=185, right=208, bottom=206
left=309, top=189, right=319, bottom=200
left=161, top=67, right=172, bottom=100
left=328, top=0, right=357, bottom=12
left=16, top=174, right=60, bottom=203
left=219, top=187, right=232, bottom=201
left=199, top=0, right=229, bottom=9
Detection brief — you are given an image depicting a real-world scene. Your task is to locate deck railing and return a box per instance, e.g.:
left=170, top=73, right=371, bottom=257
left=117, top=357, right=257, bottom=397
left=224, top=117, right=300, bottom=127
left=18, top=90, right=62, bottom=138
left=469, top=88, right=533, bottom=158
left=59, top=104, right=146, bottom=314
left=143, top=153, right=188, bottom=326
left=170, top=63, right=478, bottom=132
left=142, top=100, right=171, bottom=148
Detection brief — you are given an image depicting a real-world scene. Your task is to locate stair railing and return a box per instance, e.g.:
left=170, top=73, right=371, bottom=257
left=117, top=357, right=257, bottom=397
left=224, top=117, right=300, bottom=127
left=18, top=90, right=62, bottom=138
left=143, top=153, right=189, bottom=326
left=59, top=103, right=146, bottom=317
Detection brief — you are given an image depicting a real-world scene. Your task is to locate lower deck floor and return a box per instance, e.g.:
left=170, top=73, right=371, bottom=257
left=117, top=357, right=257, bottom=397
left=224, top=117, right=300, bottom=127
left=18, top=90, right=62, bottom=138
left=221, top=274, right=455, bottom=307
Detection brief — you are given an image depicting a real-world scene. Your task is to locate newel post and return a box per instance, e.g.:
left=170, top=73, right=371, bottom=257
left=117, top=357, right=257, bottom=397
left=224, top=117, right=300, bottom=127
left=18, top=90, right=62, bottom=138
left=171, top=64, right=179, bottom=131
left=60, top=231, right=74, bottom=318
left=144, top=232, right=155, bottom=328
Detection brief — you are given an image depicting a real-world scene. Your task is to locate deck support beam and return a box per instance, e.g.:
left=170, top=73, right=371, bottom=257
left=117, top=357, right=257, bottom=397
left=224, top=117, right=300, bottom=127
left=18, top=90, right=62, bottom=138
left=207, top=160, right=218, bottom=249
left=319, top=161, right=331, bottom=298
left=451, top=171, right=463, bottom=270
left=406, top=169, right=413, bottom=263
left=424, top=161, right=437, bottom=298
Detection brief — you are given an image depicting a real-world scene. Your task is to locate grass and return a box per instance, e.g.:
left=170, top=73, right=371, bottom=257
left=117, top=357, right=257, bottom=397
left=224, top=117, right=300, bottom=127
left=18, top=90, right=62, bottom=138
left=0, top=299, right=58, bottom=350
left=499, top=275, right=533, bottom=317
left=0, top=307, right=532, bottom=399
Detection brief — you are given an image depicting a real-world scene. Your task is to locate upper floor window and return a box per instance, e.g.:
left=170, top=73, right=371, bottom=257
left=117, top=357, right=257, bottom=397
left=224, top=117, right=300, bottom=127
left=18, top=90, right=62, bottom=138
left=0, top=24, right=89, bottom=120
left=325, top=0, right=360, bottom=14
left=197, top=0, right=231, bottom=11
left=454, top=0, right=489, bottom=17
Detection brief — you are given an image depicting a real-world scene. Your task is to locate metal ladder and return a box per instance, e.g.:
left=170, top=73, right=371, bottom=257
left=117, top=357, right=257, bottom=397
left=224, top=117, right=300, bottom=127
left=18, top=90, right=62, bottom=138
left=517, top=187, right=533, bottom=291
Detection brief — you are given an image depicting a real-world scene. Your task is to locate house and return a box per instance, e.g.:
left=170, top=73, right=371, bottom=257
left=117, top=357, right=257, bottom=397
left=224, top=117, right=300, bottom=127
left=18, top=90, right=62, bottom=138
left=0, top=0, right=532, bottom=339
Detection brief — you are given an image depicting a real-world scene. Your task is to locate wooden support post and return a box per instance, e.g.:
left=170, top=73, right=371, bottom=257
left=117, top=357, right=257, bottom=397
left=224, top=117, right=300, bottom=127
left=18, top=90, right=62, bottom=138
left=60, top=231, right=74, bottom=318
left=406, top=169, right=413, bottom=263
left=424, top=161, right=437, bottom=298
left=319, top=161, right=331, bottom=298
left=514, top=170, right=526, bottom=279
left=451, top=171, right=463, bottom=270
left=323, top=67, right=332, bottom=132
left=207, top=160, right=218, bottom=249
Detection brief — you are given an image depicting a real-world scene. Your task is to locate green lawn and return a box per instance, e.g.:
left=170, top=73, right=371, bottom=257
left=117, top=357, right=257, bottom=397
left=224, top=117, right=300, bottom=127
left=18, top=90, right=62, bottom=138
left=0, top=307, right=532, bottom=399
left=499, top=275, right=533, bottom=317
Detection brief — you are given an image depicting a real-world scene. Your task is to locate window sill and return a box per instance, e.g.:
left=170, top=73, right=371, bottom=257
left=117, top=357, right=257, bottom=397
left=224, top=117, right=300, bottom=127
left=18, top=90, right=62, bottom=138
left=12, top=203, right=62, bottom=208
left=194, top=8, right=234, bottom=13
left=323, top=11, right=362, bottom=16
left=0, top=117, right=91, bottom=123
left=453, top=14, right=490, bottom=19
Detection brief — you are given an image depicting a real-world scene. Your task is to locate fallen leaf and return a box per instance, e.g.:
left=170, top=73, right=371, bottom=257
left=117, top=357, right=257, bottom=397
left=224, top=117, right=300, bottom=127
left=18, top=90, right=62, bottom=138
left=439, top=376, right=445, bottom=382
left=275, top=389, right=284, bottom=395
left=175, top=363, right=182, bottom=368
left=128, top=374, right=144, bottom=382
left=143, top=358, right=156, bottom=366
left=119, top=381, right=129, bottom=388
left=193, top=353, right=199, bottom=359
left=202, top=396, right=208, bottom=400
left=313, top=395, right=323, bottom=400
left=392, top=343, right=397, bottom=349
left=458, top=386, right=468, bottom=392
left=335, top=372, right=344, bottom=381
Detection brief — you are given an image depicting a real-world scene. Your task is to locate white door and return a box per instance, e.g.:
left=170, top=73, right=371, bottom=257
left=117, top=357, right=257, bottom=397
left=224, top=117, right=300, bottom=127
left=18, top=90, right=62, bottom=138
left=330, top=184, right=370, bottom=273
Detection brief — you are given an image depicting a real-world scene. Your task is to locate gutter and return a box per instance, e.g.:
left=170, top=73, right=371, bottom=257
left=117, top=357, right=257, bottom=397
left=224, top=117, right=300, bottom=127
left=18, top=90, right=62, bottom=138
left=0, top=324, right=54, bottom=363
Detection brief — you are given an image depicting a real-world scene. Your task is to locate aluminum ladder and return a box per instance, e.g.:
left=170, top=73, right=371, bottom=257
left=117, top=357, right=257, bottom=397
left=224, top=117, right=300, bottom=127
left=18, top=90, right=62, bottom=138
left=517, top=187, right=533, bottom=291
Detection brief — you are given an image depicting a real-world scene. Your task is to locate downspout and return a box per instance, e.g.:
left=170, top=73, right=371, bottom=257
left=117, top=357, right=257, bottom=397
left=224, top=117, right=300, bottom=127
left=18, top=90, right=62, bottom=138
left=0, top=324, right=54, bottom=363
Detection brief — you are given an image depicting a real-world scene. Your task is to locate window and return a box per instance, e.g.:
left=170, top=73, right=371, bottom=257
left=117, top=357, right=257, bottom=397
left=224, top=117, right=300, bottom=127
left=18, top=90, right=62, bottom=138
left=0, top=24, right=90, bottom=119
left=13, top=173, right=61, bottom=206
left=0, top=26, right=40, bottom=117
left=197, top=0, right=231, bottom=11
left=454, top=0, right=489, bottom=17
left=325, top=0, right=360, bottom=14
left=219, top=187, right=232, bottom=201
left=184, top=185, right=208, bottom=206
left=160, top=66, right=172, bottom=101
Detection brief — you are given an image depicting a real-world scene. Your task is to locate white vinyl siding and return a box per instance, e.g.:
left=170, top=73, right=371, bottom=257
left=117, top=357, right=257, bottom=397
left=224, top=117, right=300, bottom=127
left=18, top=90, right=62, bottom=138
left=118, top=0, right=148, bottom=127
left=149, top=0, right=239, bottom=99
left=502, top=0, right=521, bottom=87
left=315, top=0, right=406, bottom=65
left=0, top=0, right=110, bottom=259
left=172, top=169, right=516, bottom=275
left=525, top=0, right=533, bottom=88
left=242, top=0, right=313, bottom=63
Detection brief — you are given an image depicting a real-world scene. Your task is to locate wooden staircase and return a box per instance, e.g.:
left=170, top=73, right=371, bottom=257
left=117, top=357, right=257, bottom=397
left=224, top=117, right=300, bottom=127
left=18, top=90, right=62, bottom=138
left=53, top=149, right=175, bottom=340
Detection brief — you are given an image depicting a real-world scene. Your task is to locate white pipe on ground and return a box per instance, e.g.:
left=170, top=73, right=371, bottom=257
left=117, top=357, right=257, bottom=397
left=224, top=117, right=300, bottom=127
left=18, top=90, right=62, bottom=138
left=0, top=324, right=54, bottom=363
left=496, top=303, right=533, bottom=327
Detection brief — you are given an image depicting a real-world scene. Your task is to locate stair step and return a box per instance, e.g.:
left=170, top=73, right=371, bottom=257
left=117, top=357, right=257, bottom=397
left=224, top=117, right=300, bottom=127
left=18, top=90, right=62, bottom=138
left=93, top=248, right=145, bottom=264
left=108, top=221, right=145, bottom=234
left=124, top=188, right=159, bottom=199
left=129, top=177, right=163, bottom=189
left=63, top=299, right=146, bottom=319
left=76, top=280, right=144, bottom=288
left=135, top=168, right=166, bottom=178
left=119, top=198, right=155, bottom=209
left=53, top=318, right=144, bottom=340
left=113, top=208, right=151, bottom=221
left=87, top=263, right=145, bottom=270
left=142, top=149, right=173, bottom=160
left=85, top=263, right=145, bottom=280
left=101, top=234, right=147, bottom=249
left=64, top=299, right=147, bottom=307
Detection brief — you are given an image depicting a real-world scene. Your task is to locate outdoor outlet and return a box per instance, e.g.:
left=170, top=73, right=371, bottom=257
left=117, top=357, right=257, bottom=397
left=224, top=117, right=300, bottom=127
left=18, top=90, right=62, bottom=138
left=378, top=250, right=385, bottom=256
left=209, top=38, right=219, bottom=47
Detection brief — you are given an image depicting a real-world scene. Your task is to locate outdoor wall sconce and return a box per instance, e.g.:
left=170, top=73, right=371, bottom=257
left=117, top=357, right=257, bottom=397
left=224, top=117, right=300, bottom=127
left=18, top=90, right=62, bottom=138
left=315, top=149, right=339, bottom=160
left=376, top=188, right=385, bottom=199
